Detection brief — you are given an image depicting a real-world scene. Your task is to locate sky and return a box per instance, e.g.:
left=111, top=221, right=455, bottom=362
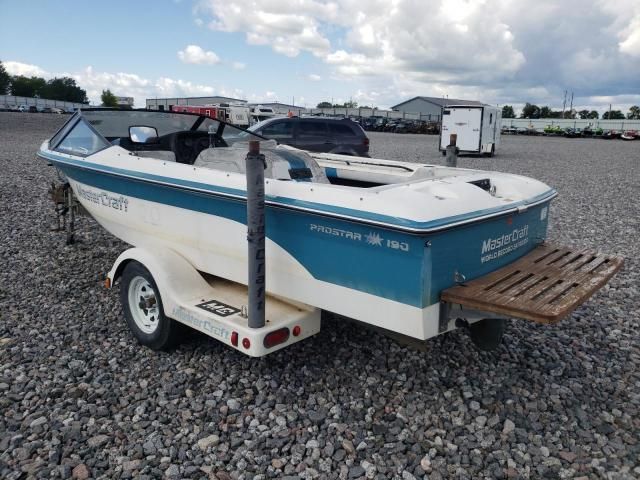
left=1, top=0, right=639, bottom=114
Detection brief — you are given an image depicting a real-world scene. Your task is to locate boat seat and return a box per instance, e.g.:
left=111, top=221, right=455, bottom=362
left=170, top=131, right=210, bottom=164
left=134, top=150, right=176, bottom=162
left=194, top=143, right=330, bottom=183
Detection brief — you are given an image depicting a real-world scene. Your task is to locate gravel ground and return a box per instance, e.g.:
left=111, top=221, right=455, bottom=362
left=1, top=113, right=638, bottom=480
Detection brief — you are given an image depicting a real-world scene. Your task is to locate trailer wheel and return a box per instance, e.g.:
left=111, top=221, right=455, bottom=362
left=468, top=318, right=506, bottom=351
left=120, top=261, right=178, bottom=350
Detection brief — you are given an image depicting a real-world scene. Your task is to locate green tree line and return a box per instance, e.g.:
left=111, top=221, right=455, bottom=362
left=504, top=103, right=639, bottom=120
left=0, top=60, right=88, bottom=103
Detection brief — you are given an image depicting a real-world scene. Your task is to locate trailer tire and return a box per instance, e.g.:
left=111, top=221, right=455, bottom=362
left=468, top=318, right=506, bottom=351
left=120, top=261, right=178, bottom=351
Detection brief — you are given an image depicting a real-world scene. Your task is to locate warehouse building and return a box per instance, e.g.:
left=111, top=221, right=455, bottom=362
left=247, top=102, right=302, bottom=115
left=146, top=96, right=247, bottom=111
left=391, top=96, right=482, bottom=121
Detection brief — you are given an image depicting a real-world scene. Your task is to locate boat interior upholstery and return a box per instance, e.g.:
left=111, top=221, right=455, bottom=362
left=194, top=143, right=330, bottom=183
left=114, top=131, right=218, bottom=165
left=115, top=133, right=329, bottom=183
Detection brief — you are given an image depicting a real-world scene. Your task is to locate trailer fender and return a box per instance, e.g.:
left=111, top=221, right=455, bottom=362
left=106, top=247, right=212, bottom=313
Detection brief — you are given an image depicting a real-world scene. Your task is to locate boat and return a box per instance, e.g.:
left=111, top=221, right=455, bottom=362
left=543, top=125, right=563, bottom=136
left=563, top=127, right=581, bottom=138
left=38, top=109, right=623, bottom=356
left=620, top=130, right=638, bottom=141
left=602, top=130, right=620, bottom=140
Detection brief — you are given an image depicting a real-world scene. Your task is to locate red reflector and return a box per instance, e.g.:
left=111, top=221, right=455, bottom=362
left=231, top=331, right=238, bottom=347
left=292, top=326, right=301, bottom=337
left=242, top=338, right=251, bottom=349
left=263, top=328, right=290, bottom=348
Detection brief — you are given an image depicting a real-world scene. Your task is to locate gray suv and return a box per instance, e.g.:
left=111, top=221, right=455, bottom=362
left=249, top=117, right=370, bottom=157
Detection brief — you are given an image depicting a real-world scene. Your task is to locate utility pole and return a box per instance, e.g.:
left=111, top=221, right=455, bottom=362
left=568, top=92, right=574, bottom=119
left=561, top=90, right=567, bottom=118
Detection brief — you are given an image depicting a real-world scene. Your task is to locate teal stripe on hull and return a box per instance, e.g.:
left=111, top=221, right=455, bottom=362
left=42, top=151, right=552, bottom=308
left=39, top=151, right=556, bottom=232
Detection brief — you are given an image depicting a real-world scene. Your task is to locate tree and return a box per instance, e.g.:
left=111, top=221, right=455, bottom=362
left=578, top=109, right=590, bottom=119
left=0, top=61, right=10, bottom=95
left=627, top=105, right=640, bottom=120
left=588, top=110, right=599, bottom=119
left=40, top=77, right=88, bottom=103
left=101, top=89, right=118, bottom=108
left=10, top=75, right=46, bottom=97
left=316, top=101, right=332, bottom=108
left=520, top=103, right=540, bottom=119
left=603, top=110, right=625, bottom=120
left=501, top=105, right=515, bottom=118
left=540, top=106, right=552, bottom=118
left=331, top=100, right=358, bottom=108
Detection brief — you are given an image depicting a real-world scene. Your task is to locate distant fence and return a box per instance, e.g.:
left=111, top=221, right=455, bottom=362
left=0, top=95, right=89, bottom=111
left=258, top=105, right=441, bottom=122
left=504, top=118, right=640, bottom=132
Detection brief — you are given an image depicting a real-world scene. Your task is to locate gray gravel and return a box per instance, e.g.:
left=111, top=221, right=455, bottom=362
left=1, top=113, right=639, bottom=479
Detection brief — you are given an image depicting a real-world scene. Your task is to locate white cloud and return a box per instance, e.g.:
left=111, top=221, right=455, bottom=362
left=195, top=0, right=640, bottom=110
left=4, top=61, right=47, bottom=77
left=306, top=73, right=321, bottom=81
left=196, top=0, right=332, bottom=57
left=231, top=61, right=246, bottom=70
left=605, top=0, right=640, bottom=57
left=3, top=61, right=243, bottom=106
left=177, top=44, right=220, bottom=64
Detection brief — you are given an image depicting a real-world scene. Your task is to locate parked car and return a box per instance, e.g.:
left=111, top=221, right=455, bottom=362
left=17, top=105, right=29, bottom=112
left=248, top=117, right=370, bottom=156
left=28, top=106, right=38, bottom=113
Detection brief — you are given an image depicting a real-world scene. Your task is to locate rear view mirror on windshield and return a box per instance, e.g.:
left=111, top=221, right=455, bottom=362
left=129, top=125, right=158, bottom=144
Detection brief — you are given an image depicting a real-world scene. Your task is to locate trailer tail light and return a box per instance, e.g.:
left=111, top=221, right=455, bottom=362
left=242, top=338, right=251, bottom=349
left=292, top=326, right=301, bottom=337
left=263, top=328, right=290, bottom=348
left=231, top=331, right=238, bottom=347
left=363, top=137, right=370, bottom=149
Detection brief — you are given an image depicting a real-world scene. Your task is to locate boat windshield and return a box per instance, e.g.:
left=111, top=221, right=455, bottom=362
left=81, top=109, right=265, bottom=145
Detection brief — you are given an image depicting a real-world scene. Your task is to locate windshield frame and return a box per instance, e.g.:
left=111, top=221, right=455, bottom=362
left=50, top=108, right=269, bottom=152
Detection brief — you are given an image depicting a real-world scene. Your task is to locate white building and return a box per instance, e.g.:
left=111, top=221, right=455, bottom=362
left=116, top=96, right=134, bottom=108
left=146, top=96, right=247, bottom=111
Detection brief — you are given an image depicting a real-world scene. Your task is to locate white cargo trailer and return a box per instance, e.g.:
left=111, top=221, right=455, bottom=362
left=439, top=105, right=501, bottom=156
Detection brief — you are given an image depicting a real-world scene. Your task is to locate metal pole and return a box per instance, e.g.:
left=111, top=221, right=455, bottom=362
left=245, top=141, right=266, bottom=329
left=446, top=134, right=458, bottom=168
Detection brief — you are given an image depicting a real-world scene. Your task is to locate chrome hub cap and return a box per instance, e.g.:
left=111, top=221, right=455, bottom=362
left=128, top=276, right=159, bottom=334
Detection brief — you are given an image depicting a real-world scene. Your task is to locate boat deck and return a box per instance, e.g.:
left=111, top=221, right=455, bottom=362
left=441, top=244, right=624, bottom=324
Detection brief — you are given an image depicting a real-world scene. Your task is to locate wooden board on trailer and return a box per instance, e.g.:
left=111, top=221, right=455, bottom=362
left=441, top=244, right=623, bottom=324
